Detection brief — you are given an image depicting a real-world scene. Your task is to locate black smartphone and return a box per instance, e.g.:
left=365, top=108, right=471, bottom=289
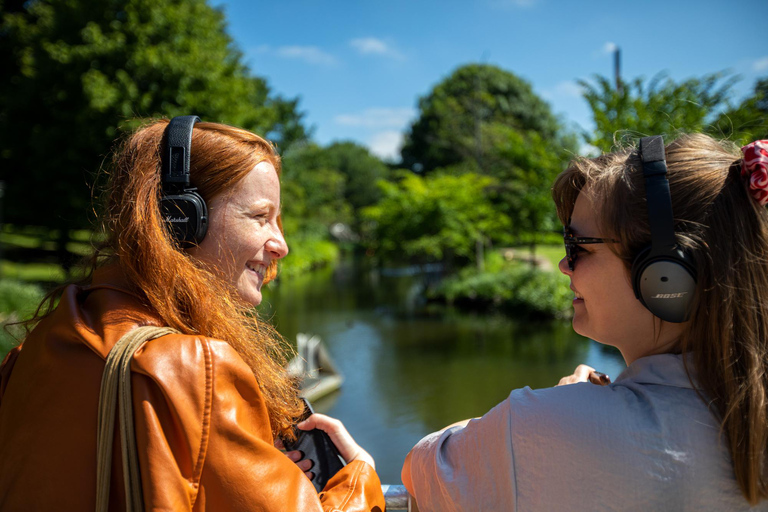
left=283, top=398, right=346, bottom=492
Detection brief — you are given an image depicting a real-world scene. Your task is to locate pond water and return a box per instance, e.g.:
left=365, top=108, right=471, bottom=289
left=261, top=261, right=626, bottom=485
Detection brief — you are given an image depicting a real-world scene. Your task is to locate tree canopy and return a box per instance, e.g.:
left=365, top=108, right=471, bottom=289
left=363, top=172, right=512, bottom=267
left=0, top=0, right=306, bottom=237
left=400, top=63, right=563, bottom=173
left=578, top=72, right=738, bottom=152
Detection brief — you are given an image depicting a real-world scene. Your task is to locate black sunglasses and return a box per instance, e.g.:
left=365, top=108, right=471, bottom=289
left=563, top=227, right=619, bottom=271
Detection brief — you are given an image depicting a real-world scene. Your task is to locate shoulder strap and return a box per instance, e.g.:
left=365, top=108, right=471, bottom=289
left=96, top=326, right=179, bottom=512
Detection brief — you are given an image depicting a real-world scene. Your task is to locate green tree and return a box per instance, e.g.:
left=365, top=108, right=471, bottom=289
left=712, top=77, right=768, bottom=145
left=401, top=63, right=562, bottom=174
left=280, top=143, right=352, bottom=240
left=362, top=172, right=512, bottom=268
left=484, top=126, right=575, bottom=248
left=579, top=72, right=736, bottom=152
left=323, top=141, right=389, bottom=216
left=0, top=0, right=306, bottom=265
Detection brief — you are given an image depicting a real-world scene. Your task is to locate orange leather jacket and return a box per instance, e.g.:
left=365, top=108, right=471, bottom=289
left=0, top=267, right=384, bottom=511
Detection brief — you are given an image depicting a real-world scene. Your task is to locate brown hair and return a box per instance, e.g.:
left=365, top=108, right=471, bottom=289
left=31, top=119, right=302, bottom=437
left=553, top=133, right=768, bottom=504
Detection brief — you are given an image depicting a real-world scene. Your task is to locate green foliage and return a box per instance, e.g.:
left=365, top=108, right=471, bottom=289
left=362, top=171, right=512, bottom=266
left=278, top=235, right=339, bottom=278
left=281, top=141, right=388, bottom=231
left=0, top=0, right=307, bottom=237
left=712, top=77, right=768, bottom=145
left=323, top=141, right=390, bottom=215
left=579, top=72, right=737, bottom=152
left=0, top=280, right=44, bottom=358
left=482, top=126, right=575, bottom=242
left=281, top=143, right=354, bottom=240
left=401, top=63, right=562, bottom=173
left=394, top=63, right=576, bottom=255
left=431, top=253, right=572, bottom=318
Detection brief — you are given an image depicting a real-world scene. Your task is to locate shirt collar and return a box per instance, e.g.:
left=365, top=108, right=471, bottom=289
left=613, top=353, right=697, bottom=389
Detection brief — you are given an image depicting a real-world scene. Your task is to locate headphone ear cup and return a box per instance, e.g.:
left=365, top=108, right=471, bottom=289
left=631, top=245, right=652, bottom=300
left=632, top=247, right=696, bottom=323
left=160, top=191, right=208, bottom=247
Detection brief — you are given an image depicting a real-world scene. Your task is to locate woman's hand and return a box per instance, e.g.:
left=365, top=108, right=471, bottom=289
left=556, top=364, right=611, bottom=386
left=296, top=413, right=376, bottom=469
left=275, top=437, right=316, bottom=481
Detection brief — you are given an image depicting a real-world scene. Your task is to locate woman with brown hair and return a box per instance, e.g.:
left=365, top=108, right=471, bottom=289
left=402, top=134, right=768, bottom=511
left=0, top=117, right=385, bottom=511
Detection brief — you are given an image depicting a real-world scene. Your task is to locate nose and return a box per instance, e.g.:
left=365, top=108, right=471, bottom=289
left=266, top=226, right=289, bottom=259
left=558, top=255, right=572, bottom=276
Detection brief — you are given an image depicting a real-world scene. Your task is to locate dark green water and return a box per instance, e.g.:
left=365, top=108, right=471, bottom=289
left=261, top=261, right=626, bottom=484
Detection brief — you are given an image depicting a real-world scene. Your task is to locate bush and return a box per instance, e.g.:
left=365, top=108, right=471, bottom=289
left=430, top=260, right=572, bottom=318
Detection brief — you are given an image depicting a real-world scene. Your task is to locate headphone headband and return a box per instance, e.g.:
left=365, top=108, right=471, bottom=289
left=639, top=136, right=677, bottom=253
left=162, top=115, right=200, bottom=190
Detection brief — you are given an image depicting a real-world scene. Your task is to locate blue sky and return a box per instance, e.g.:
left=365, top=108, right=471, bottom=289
left=215, top=0, right=767, bottom=161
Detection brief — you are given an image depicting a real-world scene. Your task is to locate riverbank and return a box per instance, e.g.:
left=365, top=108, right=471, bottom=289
left=427, top=248, right=571, bottom=319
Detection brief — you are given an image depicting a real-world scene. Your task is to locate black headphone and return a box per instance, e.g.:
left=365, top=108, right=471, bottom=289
left=630, top=135, right=697, bottom=323
left=160, top=115, right=208, bottom=247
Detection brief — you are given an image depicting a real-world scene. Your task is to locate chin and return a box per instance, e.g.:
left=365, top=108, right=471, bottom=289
left=237, top=289, right=262, bottom=307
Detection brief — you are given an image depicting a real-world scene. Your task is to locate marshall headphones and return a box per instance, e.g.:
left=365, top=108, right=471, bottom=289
left=160, top=115, right=208, bottom=247
left=630, top=135, right=697, bottom=323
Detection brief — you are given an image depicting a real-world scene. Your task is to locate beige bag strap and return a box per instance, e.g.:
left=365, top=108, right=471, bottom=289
left=95, top=326, right=179, bottom=512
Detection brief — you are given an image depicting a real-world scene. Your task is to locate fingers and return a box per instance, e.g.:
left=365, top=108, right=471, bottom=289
left=297, top=413, right=376, bottom=469
left=557, top=364, right=603, bottom=386
left=574, top=364, right=596, bottom=381
left=283, top=449, right=315, bottom=480
left=588, top=371, right=611, bottom=386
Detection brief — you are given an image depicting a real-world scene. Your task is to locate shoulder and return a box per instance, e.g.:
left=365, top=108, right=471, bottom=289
left=131, top=332, right=258, bottom=392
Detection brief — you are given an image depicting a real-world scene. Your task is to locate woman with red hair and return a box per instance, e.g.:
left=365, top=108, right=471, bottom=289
left=0, top=118, right=384, bottom=511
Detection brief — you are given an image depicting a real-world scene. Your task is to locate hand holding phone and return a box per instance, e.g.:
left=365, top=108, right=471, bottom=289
left=282, top=399, right=347, bottom=492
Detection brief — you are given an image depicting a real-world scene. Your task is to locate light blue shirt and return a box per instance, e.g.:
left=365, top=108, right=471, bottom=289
left=404, top=354, right=767, bottom=511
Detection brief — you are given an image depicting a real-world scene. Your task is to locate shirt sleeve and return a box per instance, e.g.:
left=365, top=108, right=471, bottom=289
left=402, top=397, right=517, bottom=512
left=131, top=334, right=385, bottom=512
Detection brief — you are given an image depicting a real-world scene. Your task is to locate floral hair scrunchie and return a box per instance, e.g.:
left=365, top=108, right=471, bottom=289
left=742, top=140, right=768, bottom=206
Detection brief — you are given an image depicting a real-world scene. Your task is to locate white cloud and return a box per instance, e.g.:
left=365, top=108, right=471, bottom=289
left=754, top=56, right=768, bottom=72
left=253, top=45, right=337, bottom=66
left=367, top=131, right=403, bottom=162
left=334, top=107, right=416, bottom=128
left=349, top=38, right=403, bottom=60
left=350, top=38, right=388, bottom=55
left=540, top=81, right=584, bottom=101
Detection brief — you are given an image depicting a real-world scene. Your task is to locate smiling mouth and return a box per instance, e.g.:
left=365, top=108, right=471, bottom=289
left=246, top=262, right=267, bottom=279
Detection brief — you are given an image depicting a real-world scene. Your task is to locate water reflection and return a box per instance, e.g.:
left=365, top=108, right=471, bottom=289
left=261, top=261, right=626, bottom=484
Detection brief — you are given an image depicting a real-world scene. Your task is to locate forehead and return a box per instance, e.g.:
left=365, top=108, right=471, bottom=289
left=229, top=160, right=280, bottom=205
left=570, top=189, right=600, bottom=237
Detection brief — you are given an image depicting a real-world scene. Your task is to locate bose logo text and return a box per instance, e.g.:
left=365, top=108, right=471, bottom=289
left=651, top=292, right=688, bottom=299
left=166, top=216, right=189, bottom=223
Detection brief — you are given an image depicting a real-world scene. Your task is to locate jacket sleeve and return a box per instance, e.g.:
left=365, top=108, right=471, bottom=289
left=401, top=397, right=517, bottom=512
left=130, top=334, right=384, bottom=512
